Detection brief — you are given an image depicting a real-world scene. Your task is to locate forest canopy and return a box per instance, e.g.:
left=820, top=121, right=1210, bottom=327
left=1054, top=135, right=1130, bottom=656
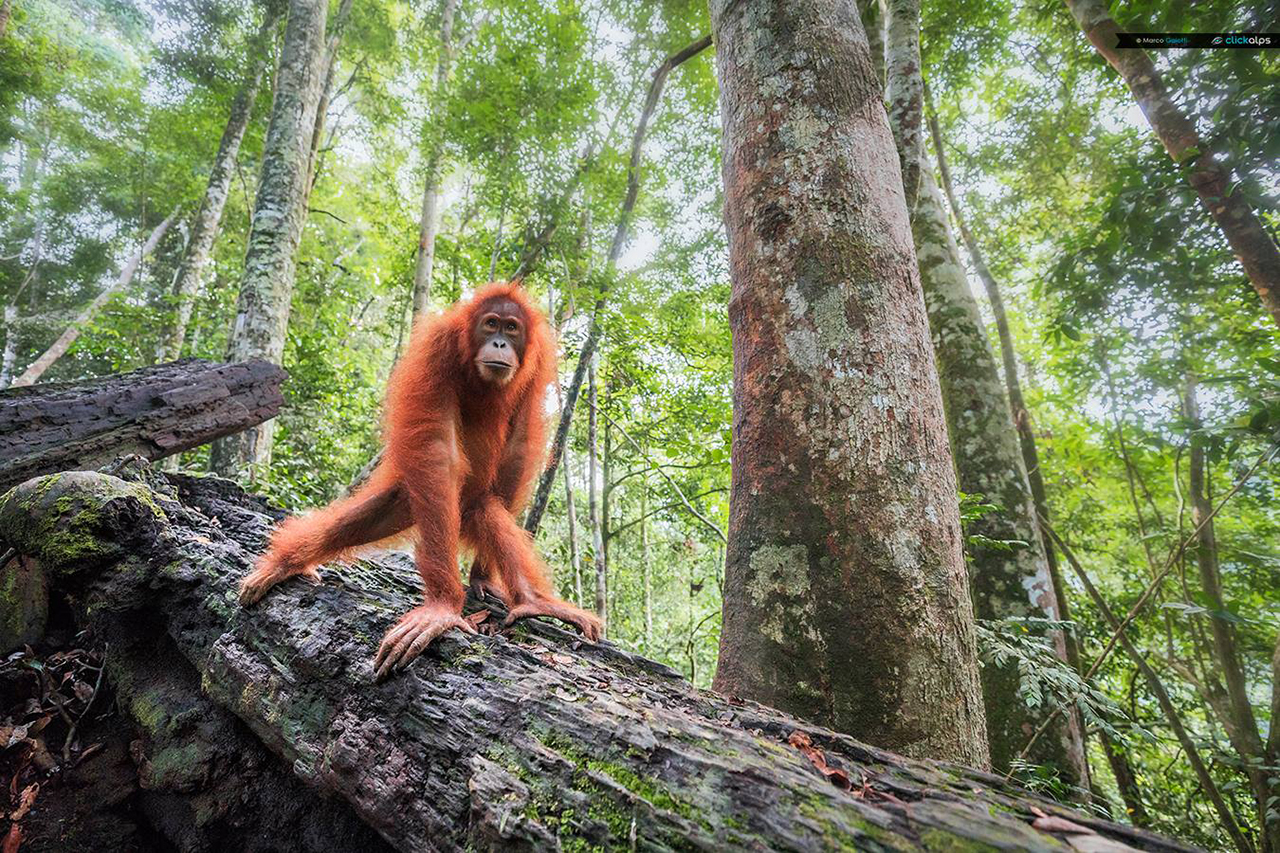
left=0, top=0, right=1277, bottom=850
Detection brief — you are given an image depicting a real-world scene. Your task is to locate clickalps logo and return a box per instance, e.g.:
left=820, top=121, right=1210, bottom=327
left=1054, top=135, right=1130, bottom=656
left=1221, top=34, right=1272, bottom=45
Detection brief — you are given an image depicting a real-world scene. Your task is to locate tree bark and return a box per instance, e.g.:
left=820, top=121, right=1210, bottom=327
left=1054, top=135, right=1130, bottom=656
left=913, top=165, right=1087, bottom=784
left=0, top=358, right=285, bottom=493
left=211, top=0, right=329, bottom=478
left=159, top=11, right=281, bottom=364
left=411, top=0, right=459, bottom=319
left=1184, top=376, right=1277, bottom=852
left=12, top=208, right=178, bottom=388
left=564, top=449, right=582, bottom=605
left=304, top=0, right=355, bottom=195
left=587, top=360, right=607, bottom=634
left=1, top=138, right=47, bottom=389
left=522, top=34, right=712, bottom=536
left=1062, top=0, right=1280, bottom=329
left=926, top=94, right=1081, bottom=655
left=710, top=0, right=987, bottom=766
left=856, top=0, right=886, bottom=90
left=0, top=0, right=12, bottom=39
left=641, top=478, right=652, bottom=650
left=1099, top=728, right=1150, bottom=827
left=0, top=468, right=1202, bottom=853
left=885, top=0, right=923, bottom=209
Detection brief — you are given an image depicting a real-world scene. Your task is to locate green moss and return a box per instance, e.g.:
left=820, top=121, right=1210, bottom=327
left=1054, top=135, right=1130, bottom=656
left=146, top=742, right=206, bottom=789
left=918, top=829, right=1003, bottom=852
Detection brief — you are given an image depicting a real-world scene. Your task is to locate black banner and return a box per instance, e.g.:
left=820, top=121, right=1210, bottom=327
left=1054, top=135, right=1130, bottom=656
left=1115, top=33, right=1278, bottom=49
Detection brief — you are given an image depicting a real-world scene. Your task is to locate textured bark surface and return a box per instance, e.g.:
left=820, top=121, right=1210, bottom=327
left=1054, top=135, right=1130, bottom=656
left=211, top=0, right=329, bottom=476
left=0, top=358, right=285, bottom=493
left=913, top=168, right=1087, bottom=784
left=0, top=467, right=1202, bottom=852
left=1184, top=378, right=1278, bottom=853
left=159, top=10, right=280, bottom=364
left=1062, top=0, right=1280, bottom=329
left=885, top=0, right=923, bottom=209
left=709, top=0, right=988, bottom=767
left=856, top=0, right=886, bottom=90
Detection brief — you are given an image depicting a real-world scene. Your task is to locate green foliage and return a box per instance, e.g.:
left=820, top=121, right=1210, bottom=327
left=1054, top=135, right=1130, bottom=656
left=3, top=0, right=1278, bottom=847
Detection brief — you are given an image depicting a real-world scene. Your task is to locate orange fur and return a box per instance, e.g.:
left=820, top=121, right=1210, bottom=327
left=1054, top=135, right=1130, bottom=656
left=244, top=282, right=590, bottom=641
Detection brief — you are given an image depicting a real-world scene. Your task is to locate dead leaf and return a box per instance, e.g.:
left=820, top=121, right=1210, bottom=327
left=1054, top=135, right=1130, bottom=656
left=27, top=738, right=55, bottom=774
left=6, top=725, right=28, bottom=749
left=10, top=783, right=38, bottom=820
left=787, top=730, right=852, bottom=791
left=72, top=681, right=94, bottom=702
left=2, top=823, right=20, bottom=853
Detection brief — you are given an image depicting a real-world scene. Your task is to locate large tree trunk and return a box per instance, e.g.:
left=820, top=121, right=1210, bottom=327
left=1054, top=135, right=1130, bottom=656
left=1062, top=0, right=1280, bottom=329
left=158, top=10, right=281, bottom=364
left=1184, top=377, right=1277, bottom=853
left=521, top=35, right=712, bottom=537
left=211, top=0, right=330, bottom=478
left=709, top=0, right=988, bottom=767
left=0, top=467, right=1200, bottom=853
left=913, top=166, right=1088, bottom=785
left=411, top=0, right=459, bottom=319
left=12, top=208, right=179, bottom=387
left=0, top=359, right=285, bottom=493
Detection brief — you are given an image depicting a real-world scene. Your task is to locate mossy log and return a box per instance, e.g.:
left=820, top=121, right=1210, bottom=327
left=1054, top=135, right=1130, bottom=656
left=0, top=358, right=286, bottom=493
left=0, top=467, right=1200, bottom=852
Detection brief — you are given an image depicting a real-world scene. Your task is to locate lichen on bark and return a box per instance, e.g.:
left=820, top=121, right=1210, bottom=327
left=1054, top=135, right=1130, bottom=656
left=913, top=166, right=1088, bottom=785
left=211, top=0, right=330, bottom=477
left=709, top=0, right=988, bottom=767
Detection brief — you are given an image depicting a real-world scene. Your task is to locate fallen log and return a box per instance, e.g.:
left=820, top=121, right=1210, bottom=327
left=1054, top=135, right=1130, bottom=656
left=0, top=358, right=286, bottom=493
left=0, top=466, right=1200, bottom=852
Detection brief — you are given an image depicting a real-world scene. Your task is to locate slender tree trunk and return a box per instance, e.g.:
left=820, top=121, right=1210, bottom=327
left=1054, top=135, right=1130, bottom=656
left=709, top=0, right=987, bottom=766
left=210, top=0, right=330, bottom=478
left=411, top=0, right=459, bottom=318
left=304, top=0, right=355, bottom=195
left=913, top=165, right=1088, bottom=784
left=885, top=0, right=923, bottom=210
left=12, top=209, right=178, bottom=387
left=159, top=12, right=280, bottom=364
left=522, top=34, right=711, bottom=536
left=1044, top=523, right=1253, bottom=853
left=1270, top=631, right=1280, bottom=760
left=602, top=414, right=612, bottom=593
left=641, top=479, right=652, bottom=650
left=855, top=0, right=886, bottom=90
left=1, top=139, right=47, bottom=389
left=1062, top=0, right=1280, bottom=328
left=1099, top=729, right=1150, bottom=827
left=0, top=0, right=11, bottom=39
left=587, top=360, right=606, bottom=634
left=1184, top=377, right=1277, bottom=852
left=564, top=452, right=582, bottom=606
left=927, top=95, right=1078, bottom=650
